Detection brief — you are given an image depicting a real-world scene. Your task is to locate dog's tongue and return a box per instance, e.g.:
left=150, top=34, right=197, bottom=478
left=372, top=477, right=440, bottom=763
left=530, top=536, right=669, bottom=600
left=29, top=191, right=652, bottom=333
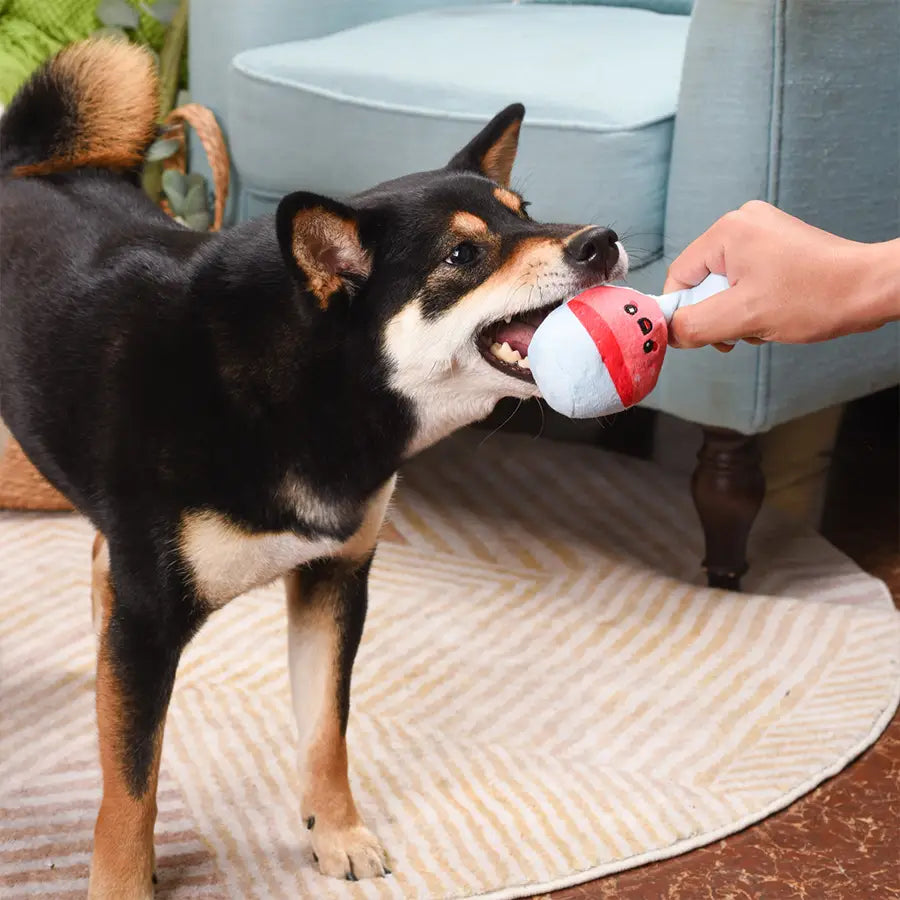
left=494, top=321, right=535, bottom=357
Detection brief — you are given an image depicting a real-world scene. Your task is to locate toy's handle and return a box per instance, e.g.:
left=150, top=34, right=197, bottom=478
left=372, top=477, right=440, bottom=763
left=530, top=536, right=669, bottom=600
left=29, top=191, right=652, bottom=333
left=654, top=273, right=731, bottom=321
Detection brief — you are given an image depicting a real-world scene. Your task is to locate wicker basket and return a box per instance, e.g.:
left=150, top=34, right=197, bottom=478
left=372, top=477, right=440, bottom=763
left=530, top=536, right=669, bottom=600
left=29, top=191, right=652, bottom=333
left=158, top=102, right=230, bottom=231
left=0, top=104, right=229, bottom=512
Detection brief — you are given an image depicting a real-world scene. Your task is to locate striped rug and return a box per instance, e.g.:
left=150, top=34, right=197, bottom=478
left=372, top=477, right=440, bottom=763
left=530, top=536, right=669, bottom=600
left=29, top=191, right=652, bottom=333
left=2, top=431, right=898, bottom=899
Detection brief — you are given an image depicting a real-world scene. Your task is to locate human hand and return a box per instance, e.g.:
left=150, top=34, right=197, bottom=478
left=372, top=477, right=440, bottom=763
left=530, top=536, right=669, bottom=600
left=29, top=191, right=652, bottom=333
left=664, top=201, right=899, bottom=351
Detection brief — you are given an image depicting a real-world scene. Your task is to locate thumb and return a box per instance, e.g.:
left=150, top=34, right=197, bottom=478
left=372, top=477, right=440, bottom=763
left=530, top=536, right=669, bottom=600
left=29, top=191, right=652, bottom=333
left=669, top=283, right=755, bottom=349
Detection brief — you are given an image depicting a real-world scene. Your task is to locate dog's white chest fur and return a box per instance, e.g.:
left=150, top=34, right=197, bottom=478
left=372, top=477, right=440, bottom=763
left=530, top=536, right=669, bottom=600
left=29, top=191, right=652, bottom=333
left=180, top=515, right=339, bottom=607
left=179, top=475, right=396, bottom=607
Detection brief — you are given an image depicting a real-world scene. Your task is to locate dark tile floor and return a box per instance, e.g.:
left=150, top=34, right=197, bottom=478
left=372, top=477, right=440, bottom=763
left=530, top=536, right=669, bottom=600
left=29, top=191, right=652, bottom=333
left=546, top=388, right=900, bottom=900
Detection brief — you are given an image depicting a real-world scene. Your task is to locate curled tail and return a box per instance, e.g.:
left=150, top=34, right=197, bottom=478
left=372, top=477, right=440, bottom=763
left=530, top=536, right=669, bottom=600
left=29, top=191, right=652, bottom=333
left=0, top=38, right=158, bottom=178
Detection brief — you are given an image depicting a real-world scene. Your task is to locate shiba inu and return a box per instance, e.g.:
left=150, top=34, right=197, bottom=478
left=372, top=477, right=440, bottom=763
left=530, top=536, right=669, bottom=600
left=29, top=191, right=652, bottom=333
left=0, top=39, right=626, bottom=895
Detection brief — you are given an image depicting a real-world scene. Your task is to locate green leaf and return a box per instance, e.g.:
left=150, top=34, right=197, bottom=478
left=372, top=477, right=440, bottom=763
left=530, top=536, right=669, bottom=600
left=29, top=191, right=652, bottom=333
left=185, top=173, right=206, bottom=193
left=184, top=211, right=212, bottom=232
left=92, top=25, right=129, bottom=41
left=184, top=182, right=209, bottom=217
left=96, top=0, right=139, bottom=29
left=145, top=138, right=180, bottom=162
left=161, top=169, right=188, bottom=212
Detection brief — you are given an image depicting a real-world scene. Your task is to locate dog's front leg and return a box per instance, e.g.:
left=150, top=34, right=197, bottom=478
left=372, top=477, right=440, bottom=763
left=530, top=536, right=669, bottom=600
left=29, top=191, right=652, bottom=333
left=285, top=555, right=389, bottom=881
left=88, top=534, right=203, bottom=899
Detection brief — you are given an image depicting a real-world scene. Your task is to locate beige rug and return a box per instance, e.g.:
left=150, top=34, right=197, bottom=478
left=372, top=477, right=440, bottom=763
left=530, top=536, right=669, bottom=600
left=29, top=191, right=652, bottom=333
left=1, top=432, right=898, bottom=899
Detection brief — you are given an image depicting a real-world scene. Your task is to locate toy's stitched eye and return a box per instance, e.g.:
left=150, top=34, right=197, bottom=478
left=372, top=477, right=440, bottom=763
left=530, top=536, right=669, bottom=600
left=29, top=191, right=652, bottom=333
left=624, top=303, right=638, bottom=315
left=643, top=339, right=656, bottom=353
left=444, top=242, right=479, bottom=266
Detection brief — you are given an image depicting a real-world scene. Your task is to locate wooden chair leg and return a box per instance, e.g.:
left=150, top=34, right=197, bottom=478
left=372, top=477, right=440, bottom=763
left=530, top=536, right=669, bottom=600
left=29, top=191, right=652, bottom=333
left=691, top=427, right=765, bottom=591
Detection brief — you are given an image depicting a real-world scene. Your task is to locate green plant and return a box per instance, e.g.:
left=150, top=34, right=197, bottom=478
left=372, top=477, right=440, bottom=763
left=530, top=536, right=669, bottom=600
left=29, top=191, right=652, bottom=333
left=94, top=0, right=212, bottom=232
left=161, top=170, right=211, bottom=232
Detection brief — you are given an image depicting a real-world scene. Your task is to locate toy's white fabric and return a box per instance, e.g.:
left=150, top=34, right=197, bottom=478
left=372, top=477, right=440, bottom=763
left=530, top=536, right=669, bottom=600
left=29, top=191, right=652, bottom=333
left=529, top=303, right=622, bottom=417
left=654, top=273, right=730, bottom=319
left=531, top=274, right=731, bottom=418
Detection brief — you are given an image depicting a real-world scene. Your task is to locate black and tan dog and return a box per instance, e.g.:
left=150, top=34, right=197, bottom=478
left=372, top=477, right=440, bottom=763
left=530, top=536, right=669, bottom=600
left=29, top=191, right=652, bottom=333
left=0, top=40, right=626, bottom=896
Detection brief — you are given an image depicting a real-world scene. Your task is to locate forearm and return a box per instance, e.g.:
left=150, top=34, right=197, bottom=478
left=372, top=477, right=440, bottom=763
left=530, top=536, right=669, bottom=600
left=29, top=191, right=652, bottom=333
left=857, top=238, right=900, bottom=332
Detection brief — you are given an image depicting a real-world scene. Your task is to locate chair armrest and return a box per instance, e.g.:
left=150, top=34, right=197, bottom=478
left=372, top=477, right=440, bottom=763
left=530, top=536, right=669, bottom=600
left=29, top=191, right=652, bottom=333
left=664, top=0, right=900, bottom=257
left=647, top=0, right=899, bottom=434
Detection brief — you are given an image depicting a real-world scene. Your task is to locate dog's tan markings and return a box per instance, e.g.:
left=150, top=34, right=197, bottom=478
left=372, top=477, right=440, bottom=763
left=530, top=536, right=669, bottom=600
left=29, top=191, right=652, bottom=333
left=493, top=187, right=524, bottom=216
left=382, top=233, right=564, bottom=455
left=180, top=476, right=394, bottom=607
left=13, top=39, right=158, bottom=178
left=285, top=575, right=389, bottom=880
left=479, top=117, right=521, bottom=187
left=450, top=211, right=489, bottom=238
left=340, top=474, right=397, bottom=561
left=457, top=235, right=563, bottom=308
left=180, top=511, right=340, bottom=607
left=286, top=477, right=395, bottom=879
left=419, top=234, right=559, bottom=299
left=286, top=596, right=356, bottom=827
left=88, top=557, right=158, bottom=900
left=291, top=209, right=371, bottom=309
left=91, top=532, right=111, bottom=636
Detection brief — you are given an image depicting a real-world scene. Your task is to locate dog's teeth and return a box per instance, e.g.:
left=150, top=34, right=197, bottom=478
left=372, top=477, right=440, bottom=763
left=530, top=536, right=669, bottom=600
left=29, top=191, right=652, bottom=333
left=504, top=316, right=512, bottom=324
left=497, top=341, right=520, bottom=363
left=490, top=342, right=503, bottom=358
left=517, top=357, right=531, bottom=369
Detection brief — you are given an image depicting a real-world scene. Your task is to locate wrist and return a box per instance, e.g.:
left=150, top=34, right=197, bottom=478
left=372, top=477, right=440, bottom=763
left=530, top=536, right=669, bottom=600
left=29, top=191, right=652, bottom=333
left=853, top=238, right=900, bottom=332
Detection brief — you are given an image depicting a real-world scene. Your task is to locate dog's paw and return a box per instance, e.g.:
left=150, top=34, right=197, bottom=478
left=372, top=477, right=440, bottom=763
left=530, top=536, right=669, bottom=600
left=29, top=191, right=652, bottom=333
left=310, top=823, right=390, bottom=880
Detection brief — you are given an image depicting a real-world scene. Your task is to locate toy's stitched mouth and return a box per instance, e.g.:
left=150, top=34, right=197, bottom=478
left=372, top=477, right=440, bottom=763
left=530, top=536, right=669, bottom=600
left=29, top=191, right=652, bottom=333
left=475, top=300, right=563, bottom=383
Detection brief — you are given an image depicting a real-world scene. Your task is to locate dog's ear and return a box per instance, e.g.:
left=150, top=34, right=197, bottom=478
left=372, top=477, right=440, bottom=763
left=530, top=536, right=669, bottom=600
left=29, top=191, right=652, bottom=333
left=276, top=191, right=372, bottom=308
left=446, top=103, right=525, bottom=187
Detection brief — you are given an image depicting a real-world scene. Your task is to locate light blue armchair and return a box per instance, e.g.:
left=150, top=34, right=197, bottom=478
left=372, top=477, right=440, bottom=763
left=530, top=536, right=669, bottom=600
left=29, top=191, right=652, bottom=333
left=189, top=0, right=899, bottom=589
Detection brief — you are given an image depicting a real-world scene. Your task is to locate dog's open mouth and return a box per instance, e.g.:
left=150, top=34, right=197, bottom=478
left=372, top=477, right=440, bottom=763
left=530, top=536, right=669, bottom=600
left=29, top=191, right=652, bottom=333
left=476, top=300, right=563, bottom=383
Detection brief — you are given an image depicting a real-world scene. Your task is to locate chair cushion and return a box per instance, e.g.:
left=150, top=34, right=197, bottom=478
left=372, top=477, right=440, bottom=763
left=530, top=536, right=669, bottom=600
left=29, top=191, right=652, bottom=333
left=228, top=3, right=690, bottom=259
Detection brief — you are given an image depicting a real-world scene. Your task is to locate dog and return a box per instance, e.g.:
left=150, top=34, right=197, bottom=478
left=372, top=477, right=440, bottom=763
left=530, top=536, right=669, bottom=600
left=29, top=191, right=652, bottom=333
left=0, top=39, right=627, bottom=896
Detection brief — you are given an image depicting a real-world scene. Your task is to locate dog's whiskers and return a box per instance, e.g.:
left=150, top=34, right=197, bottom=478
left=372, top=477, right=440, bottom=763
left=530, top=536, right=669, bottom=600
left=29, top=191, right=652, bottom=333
left=478, top=398, right=524, bottom=448
left=533, top=397, right=547, bottom=441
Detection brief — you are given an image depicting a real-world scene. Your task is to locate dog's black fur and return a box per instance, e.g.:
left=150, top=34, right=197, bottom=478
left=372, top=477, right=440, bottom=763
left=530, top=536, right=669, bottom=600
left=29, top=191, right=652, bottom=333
left=0, top=39, right=622, bottom=890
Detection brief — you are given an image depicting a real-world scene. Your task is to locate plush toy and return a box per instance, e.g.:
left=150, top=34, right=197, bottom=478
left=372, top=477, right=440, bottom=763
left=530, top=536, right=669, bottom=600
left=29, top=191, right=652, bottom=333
left=529, top=273, right=730, bottom=418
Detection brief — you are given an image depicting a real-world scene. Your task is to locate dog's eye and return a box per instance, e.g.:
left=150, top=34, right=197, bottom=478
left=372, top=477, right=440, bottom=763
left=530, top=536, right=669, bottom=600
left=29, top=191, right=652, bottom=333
left=444, top=242, right=479, bottom=266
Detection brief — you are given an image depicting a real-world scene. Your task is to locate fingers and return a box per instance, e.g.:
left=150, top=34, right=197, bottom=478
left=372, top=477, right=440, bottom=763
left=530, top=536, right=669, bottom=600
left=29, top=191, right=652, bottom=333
left=668, top=283, right=756, bottom=348
left=663, top=216, right=731, bottom=294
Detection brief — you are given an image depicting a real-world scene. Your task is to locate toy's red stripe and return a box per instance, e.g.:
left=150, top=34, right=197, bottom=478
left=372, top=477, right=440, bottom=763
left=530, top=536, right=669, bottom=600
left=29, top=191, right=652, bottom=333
left=568, top=299, right=634, bottom=408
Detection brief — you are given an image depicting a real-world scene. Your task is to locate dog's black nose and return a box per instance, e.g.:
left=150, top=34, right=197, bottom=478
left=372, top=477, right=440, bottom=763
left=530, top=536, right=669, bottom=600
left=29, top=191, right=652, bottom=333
left=564, top=227, right=619, bottom=273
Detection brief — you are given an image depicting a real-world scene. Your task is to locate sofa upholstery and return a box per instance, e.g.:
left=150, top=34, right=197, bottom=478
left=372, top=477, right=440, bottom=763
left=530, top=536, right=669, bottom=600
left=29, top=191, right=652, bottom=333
left=228, top=4, right=689, bottom=250
left=191, top=0, right=898, bottom=435
left=188, top=0, right=898, bottom=588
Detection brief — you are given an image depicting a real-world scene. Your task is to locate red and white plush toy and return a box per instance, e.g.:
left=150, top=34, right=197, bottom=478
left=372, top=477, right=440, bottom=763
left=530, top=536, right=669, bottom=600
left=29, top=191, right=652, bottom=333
left=528, top=273, right=730, bottom=417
